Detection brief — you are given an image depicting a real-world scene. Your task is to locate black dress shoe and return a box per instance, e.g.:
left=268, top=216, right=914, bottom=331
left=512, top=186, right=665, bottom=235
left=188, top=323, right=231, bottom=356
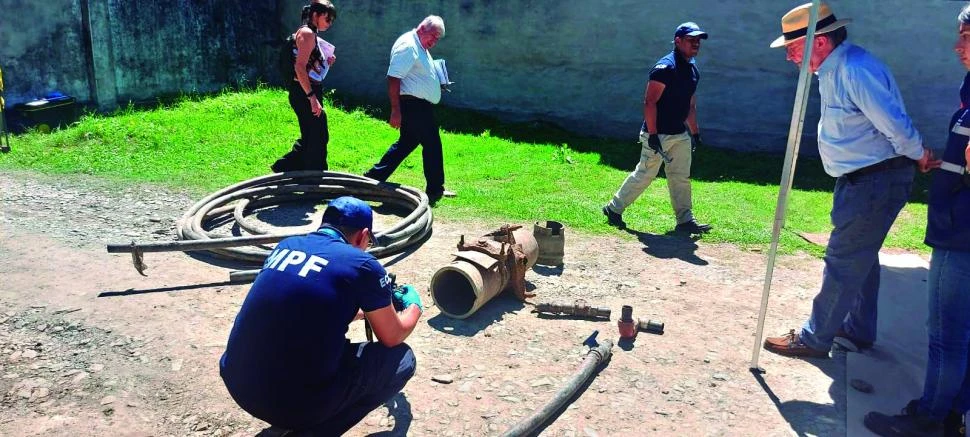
left=864, top=400, right=942, bottom=437
left=602, top=206, right=625, bottom=228
left=675, top=219, right=712, bottom=234
left=945, top=409, right=966, bottom=437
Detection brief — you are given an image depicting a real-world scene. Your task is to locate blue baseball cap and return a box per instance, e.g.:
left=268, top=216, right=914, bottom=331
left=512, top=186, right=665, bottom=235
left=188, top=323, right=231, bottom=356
left=321, top=196, right=377, bottom=242
left=674, top=22, right=708, bottom=39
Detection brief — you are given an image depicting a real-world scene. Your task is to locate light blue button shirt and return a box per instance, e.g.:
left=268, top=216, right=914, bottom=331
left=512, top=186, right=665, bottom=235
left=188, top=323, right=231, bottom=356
left=815, top=42, right=923, bottom=177
left=387, top=30, right=441, bottom=104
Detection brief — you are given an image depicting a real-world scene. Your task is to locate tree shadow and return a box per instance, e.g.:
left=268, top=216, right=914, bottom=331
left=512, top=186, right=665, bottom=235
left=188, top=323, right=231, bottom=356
left=751, top=351, right=847, bottom=437
left=366, top=393, right=413, bottom=437
left=426, top=293, right=525, bottom=337
left=622, top=228, right=709, bottom=266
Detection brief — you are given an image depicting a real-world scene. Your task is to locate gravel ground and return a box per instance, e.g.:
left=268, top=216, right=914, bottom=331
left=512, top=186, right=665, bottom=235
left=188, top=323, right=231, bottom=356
left=0, top=170, right=846, bottom=436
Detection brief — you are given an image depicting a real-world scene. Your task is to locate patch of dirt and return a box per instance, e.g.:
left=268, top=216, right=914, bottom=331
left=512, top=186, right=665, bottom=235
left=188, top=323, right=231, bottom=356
left=0, top=170, right=847, bottom=436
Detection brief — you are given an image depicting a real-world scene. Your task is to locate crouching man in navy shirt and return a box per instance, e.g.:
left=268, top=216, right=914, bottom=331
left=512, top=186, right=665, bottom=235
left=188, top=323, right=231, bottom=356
left=220, top=196, right=423, bottom=436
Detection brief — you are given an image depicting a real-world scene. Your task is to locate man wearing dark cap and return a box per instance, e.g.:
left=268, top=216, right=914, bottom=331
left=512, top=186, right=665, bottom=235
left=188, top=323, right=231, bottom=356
left=602, top=21, right=712, bottom=235
left=762, top=3, right=938, bottom=359
left=220, top=196, right=424, bottom=435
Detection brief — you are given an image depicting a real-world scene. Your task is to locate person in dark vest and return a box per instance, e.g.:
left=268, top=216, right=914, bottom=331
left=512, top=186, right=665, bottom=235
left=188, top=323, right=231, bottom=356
left=220, top=196, right=423, bottom=435
left=272, top=0, right=337, bottom=173
left=602, top=22, right=713, bottom=235
left=863, top=5, right=970, bottom=436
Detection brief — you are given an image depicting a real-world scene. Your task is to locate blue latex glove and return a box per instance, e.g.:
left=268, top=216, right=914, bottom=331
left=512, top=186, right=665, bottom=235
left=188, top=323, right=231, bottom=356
left=392, top=284, right=423, bottom=313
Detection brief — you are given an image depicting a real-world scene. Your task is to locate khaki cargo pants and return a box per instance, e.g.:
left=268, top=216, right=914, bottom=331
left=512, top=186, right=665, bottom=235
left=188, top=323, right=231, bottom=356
left=607, top=130, right=694, bottom=224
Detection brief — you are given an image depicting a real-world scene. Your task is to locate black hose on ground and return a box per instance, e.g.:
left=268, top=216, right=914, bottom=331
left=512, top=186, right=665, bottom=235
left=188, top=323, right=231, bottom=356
left=175, top=171, right=433, bottom=263
left=499, top=339, right=614, bottom=437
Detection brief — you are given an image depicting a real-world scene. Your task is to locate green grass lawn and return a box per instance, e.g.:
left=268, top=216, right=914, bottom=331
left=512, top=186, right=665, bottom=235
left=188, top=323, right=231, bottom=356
left=0, top=86, right=932, bottom=254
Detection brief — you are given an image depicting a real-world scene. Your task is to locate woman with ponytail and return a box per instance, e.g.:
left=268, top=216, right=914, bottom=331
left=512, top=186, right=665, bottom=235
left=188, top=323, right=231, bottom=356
left=272, top=0, right=337, bottom=172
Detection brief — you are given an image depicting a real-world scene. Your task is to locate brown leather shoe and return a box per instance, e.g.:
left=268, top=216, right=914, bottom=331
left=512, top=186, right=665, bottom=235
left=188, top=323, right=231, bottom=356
left=763, top=329, right=830, bottom=358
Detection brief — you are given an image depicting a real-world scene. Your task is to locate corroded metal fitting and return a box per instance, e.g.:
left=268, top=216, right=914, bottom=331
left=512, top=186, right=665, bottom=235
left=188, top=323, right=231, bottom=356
left=637, top=319, right=665, bottom=335
left=535, top=299, right=611, bottom=320
left=618, top=305, right=636, bottom=339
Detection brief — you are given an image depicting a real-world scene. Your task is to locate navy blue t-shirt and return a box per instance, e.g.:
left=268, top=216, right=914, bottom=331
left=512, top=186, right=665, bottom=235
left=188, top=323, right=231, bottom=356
left=925, top=72, right=970, bottom=251
left=643, top=50, right=699, bottom=135
left=220, top=227, right=393, bottom=410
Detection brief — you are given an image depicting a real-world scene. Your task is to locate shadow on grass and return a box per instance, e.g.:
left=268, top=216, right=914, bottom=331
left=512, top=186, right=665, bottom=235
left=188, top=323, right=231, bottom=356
left=330, top=92, right=941, bottom=202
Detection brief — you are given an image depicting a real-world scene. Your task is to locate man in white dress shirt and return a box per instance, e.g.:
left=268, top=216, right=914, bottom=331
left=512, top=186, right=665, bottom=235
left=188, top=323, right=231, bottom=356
left=364, top=15, right=456, bottom=203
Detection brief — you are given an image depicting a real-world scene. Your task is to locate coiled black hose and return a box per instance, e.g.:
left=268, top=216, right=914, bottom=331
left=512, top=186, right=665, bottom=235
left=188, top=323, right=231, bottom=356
left=176, top=171, right=433, bottom=264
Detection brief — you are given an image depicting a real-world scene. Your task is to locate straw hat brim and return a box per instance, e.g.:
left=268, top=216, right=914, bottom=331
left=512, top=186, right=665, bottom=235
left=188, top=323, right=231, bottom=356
left=769, top=18, right=852, bottom=48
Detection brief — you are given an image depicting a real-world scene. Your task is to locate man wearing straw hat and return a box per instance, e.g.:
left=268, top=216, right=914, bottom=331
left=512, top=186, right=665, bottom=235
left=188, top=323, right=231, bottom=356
left=762, top=3, right=938, bottom=358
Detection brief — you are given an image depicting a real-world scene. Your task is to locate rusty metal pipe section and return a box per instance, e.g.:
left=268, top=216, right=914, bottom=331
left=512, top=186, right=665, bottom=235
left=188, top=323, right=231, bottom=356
left=430, top=225, right=538, bottom=319
left=534, top=300, right=611, bottom=320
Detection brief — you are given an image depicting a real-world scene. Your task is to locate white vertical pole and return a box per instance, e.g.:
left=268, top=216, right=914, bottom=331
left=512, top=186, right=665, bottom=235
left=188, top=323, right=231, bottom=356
left=750, top=0, right=821, bottom=371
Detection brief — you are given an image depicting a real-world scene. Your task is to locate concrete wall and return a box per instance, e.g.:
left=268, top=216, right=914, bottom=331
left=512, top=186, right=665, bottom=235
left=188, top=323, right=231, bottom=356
left=0, top=1, right=91, bottom=102
left=314, top=1, right=964, bottom=152
left=0, top=0, right=280, bottom=109
left=2, top=1, right=964, bottom=151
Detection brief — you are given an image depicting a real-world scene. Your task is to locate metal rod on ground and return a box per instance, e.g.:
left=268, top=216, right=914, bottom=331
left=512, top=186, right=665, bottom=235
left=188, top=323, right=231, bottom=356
left=750, top=0, right=820, bottom=371
left=107, top=234, right=287, bottom=254
left=500, top=339, right=614, bottom=437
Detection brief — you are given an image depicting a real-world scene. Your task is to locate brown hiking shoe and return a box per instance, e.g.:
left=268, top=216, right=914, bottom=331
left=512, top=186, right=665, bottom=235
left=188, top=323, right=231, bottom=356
left=763, top=329, right=830, bottom=358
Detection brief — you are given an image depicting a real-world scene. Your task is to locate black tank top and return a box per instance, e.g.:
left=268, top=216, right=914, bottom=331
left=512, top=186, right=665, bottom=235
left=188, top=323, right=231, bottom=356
left=290, top=25, right=325, bottom=83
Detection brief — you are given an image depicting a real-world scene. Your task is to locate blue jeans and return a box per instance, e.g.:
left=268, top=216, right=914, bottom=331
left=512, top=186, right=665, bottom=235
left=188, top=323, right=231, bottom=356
left=800, top=164, right=914, bottom=351
left=919, top=248, right=970, bottom=420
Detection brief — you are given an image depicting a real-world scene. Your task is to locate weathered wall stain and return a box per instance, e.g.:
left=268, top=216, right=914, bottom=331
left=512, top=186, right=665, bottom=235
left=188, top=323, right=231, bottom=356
left=0, top=0, right=279, bottom=109
left=317, top=1, right=962, bottom=151
left=1, top=1, right=963, bottom=151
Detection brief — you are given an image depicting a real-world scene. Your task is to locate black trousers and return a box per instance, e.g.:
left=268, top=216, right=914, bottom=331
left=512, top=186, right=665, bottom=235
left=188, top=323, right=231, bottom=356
left=225, top=342, right=416, bottom=436
left=272, top=81, right=329, bottom=172
left=364, top=97, right=444, bottom=195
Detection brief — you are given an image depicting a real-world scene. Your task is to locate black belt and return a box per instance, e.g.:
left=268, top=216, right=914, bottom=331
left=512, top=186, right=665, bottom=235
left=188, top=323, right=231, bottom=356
left=399, top=94, right=426, bottom=102
left=845, top=156, right=913, bottom=180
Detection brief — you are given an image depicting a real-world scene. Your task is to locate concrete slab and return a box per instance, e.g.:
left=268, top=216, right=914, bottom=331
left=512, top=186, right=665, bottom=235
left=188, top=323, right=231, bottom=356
left=846, top=253, right=932, bottom=436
